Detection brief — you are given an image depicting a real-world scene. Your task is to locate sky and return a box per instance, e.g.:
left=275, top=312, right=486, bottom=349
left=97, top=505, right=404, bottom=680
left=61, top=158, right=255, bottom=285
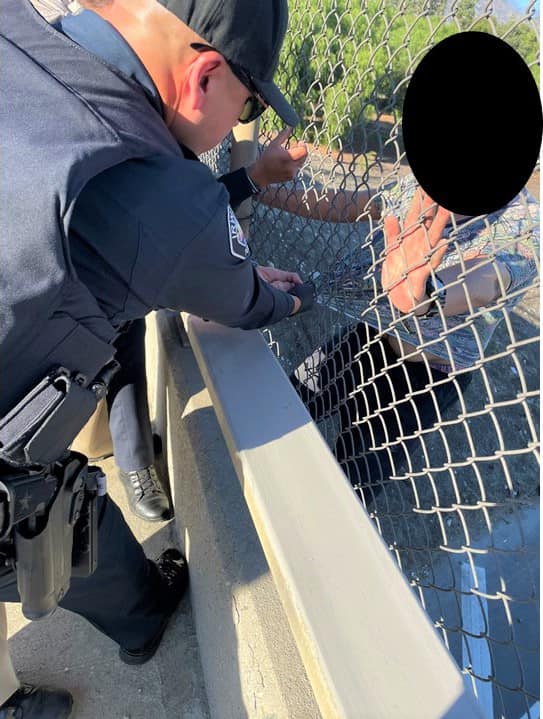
left=510, top=0, right=539, bottom=12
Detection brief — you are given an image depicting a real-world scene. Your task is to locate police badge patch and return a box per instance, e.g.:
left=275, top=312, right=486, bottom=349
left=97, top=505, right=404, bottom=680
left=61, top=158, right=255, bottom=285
left=227, top=205, right=250, bottom=260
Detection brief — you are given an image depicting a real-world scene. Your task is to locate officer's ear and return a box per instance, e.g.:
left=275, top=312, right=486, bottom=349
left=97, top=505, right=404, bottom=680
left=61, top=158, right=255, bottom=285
left=185, top=52, right=224, bottom=114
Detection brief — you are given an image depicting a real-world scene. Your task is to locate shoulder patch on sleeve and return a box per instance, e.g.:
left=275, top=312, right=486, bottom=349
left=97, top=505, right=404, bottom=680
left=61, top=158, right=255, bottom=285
left=227, top=205, right=250, bottom=260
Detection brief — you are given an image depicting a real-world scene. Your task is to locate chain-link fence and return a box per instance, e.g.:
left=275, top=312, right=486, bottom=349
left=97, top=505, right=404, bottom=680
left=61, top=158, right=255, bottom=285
left=202, top=3, right=540, bottom=717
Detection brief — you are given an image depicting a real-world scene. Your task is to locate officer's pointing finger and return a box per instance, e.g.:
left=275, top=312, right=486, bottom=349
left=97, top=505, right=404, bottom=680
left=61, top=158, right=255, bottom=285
left=288, top=143, right=308, bottom=162
left=273, top=126, right=292, bottom=146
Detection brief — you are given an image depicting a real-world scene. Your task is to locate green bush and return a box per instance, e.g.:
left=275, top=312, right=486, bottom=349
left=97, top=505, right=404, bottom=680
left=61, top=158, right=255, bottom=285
left=262, top=0, right=539, bottom=151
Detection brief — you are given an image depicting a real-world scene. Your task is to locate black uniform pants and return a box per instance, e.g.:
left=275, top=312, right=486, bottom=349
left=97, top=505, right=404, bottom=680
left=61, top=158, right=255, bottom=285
left=294, top=323, right=472, bottom=507
left=0, top=496, right=167, bottom=652
left=107, top=319, right=154, bottom=472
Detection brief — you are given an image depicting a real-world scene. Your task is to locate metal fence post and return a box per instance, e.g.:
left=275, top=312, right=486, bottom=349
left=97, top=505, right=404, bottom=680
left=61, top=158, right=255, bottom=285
left=230, top=120, right=260, bottom=237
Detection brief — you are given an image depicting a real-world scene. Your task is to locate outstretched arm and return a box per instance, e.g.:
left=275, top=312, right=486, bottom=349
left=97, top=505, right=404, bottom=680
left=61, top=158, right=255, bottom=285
left=248, top=128, right=381, bottom=223
left=258, top=183, right=381, bottom=223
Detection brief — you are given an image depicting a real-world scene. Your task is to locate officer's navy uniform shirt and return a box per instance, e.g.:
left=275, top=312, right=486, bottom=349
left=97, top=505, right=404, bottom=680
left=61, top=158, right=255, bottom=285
left=56, top=10, right=295, bottom=329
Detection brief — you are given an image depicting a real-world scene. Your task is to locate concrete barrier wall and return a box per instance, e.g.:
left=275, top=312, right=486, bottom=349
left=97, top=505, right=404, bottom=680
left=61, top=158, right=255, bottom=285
left=149, top=311, right=322, bottom=719
left=150, top=311, right=485, bottom=719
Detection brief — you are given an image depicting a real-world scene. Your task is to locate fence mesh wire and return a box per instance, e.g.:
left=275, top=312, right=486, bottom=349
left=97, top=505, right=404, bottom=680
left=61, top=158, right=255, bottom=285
left=202, top=2, right=540, bottom=716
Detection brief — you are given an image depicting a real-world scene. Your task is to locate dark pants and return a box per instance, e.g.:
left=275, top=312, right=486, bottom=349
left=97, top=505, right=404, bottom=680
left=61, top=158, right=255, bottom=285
left=107, top=319, right=154, bottom=472
left=0, top=496, right=167, bottom=651
left=294, top=324, right=472, bottom=507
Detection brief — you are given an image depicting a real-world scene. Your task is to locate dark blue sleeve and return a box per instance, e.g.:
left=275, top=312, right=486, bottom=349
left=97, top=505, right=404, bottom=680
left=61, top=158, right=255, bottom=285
left=218, top=167, right=256, bottom=210
left=155, top=204, right=294, bottom=329
left=69, top=154, right=293, bottom=329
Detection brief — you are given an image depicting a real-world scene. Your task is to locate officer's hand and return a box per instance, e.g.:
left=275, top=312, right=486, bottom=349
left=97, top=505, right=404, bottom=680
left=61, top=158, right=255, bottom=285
left=248, top=128, right=307, bottom=188
left=290, top=296, right=302, bottom=314
left=256, top=265, right=303, bottom=292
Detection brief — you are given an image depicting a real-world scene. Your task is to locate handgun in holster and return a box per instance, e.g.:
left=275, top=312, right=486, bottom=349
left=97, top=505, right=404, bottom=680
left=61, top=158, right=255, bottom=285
left=0, top=361, right=118, bottom=620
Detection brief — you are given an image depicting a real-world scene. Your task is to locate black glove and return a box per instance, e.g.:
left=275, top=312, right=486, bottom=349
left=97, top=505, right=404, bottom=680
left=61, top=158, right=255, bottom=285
left=288, top=281, right=316, bottom=315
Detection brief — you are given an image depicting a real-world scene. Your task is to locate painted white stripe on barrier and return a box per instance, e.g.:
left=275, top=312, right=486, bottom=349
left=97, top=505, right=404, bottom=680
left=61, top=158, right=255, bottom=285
left=461, top=563, right=494, bottom=719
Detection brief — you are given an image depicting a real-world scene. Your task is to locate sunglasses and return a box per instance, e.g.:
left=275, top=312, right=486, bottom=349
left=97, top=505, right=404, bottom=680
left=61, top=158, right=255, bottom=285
left=190, top=43, right=268, bottom=124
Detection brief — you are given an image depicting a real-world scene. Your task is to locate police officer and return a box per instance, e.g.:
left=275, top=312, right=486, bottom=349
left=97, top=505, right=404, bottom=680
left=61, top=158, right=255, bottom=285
left=0, top=0, right=310, bottom=715
left=107, top=132, right=307, bottom=523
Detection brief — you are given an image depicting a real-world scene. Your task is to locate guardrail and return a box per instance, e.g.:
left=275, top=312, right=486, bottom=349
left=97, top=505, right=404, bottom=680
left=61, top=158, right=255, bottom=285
left=155, top=308, right=484, bottom=719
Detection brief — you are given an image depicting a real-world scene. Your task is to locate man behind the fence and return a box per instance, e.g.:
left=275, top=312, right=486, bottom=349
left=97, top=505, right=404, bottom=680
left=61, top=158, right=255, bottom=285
left=291, top=174, right=539, bottom=509
left=0, top=0, right=304, bottom=716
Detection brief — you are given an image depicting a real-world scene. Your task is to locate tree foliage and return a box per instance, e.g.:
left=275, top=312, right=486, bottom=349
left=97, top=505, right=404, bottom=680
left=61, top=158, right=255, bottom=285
left=263, top=0, right=539, bottom=151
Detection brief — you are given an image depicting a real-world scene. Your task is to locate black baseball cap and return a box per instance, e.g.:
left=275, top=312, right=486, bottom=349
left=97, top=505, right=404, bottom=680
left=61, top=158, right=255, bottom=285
left=157, top=0, right=300, bottom=126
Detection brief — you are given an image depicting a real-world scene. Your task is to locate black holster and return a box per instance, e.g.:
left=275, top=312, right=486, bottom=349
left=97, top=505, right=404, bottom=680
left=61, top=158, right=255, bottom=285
left=0, top=362, right=117, bottom=620
left=0, top=453, right=101, bottom=620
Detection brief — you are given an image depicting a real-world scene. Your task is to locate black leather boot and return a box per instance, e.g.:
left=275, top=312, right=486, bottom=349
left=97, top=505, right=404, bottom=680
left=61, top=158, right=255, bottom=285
left=0, top=685, right=73, bottom=719
left=118, top=465, right=173, bottom=522
left=119, top=548, right=189, bottom=665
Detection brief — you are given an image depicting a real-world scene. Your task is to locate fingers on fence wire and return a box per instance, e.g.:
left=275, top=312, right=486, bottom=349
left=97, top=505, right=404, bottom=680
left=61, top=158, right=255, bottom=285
left=272, top=127, right=293, bottom=146
left=403, top=188, right=436, bottom=233
left=385, top=204, right=450, bottom=259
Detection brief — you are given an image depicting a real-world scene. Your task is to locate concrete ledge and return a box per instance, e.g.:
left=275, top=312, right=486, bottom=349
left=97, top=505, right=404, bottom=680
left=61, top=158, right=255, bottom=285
left=153, top=311, right=321, bottom=719
left=172, top=313, right=485, bottom=719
